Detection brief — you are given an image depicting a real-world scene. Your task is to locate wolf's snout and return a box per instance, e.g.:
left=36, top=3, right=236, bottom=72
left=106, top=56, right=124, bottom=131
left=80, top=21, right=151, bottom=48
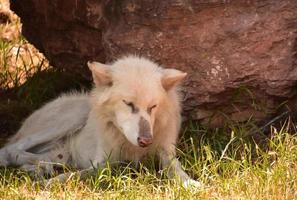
left=137, top=136, right=153, bottom=147
left=138, top=116, right=152, bottom=147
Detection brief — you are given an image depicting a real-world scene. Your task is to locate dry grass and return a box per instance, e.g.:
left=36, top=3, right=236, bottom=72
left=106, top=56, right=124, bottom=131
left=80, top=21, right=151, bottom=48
left=0, top=0, right=48, bottom=89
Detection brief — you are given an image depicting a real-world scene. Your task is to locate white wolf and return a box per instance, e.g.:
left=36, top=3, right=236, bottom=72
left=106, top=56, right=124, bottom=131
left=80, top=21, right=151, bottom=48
left=0, top=56, right=200, bottom=187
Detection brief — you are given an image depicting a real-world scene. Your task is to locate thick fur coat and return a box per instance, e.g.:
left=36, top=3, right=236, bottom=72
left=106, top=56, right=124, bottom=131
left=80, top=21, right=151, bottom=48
left=0, top=56, right=200, bottom=187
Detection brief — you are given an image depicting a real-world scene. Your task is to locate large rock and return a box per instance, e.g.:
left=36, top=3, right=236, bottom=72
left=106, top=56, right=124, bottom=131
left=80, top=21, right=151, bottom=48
left=11, top=0, right=297, bottom=126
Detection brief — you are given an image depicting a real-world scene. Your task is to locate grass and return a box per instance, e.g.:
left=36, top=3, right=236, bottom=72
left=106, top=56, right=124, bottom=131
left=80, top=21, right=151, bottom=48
left=0, top=0, right=297, bottom=199
left=0, top=122, right=296, bottom=199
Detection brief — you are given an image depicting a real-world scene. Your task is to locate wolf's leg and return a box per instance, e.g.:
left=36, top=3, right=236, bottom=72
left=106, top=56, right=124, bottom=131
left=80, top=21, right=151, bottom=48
left=159, top=149, right=202, bottom=188
left=44, top=161, right=105, bottom=187
left=44, top=167, right=95, bottom=187
left=7, top=150, right=54, bottom=174
left=0, top=124, right=84, bottom=167
left=20, top=163, right=54, bottom=178
left=159, top=149, right=190, bottom=181
left=0, top=148, right=42, bottom=167
left=6, top=123, right=84, bottom=152
left=7, top=149, right=48, bottom=165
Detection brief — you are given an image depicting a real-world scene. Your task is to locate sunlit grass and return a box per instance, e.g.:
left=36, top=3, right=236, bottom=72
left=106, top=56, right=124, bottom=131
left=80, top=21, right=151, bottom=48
left=0, top=122, right=296, bottom=199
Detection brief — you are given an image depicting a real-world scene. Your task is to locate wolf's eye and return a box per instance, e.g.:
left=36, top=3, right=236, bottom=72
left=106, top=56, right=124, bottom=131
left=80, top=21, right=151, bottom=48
left=123, top=100, right=138, bottom=113
left=147, top=104, right=157, bottom=114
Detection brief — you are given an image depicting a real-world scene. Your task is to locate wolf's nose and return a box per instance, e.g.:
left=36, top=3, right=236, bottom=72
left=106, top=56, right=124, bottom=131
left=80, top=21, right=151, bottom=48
left=137, top=136, right=153, bottom=147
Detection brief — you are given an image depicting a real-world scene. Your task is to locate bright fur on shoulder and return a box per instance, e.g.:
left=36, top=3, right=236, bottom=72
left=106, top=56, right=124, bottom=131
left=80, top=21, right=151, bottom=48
left=0, top=56, right=201, bottom=187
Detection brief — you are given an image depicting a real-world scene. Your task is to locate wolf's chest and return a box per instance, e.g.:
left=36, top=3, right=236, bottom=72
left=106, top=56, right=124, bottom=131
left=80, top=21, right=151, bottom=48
left=108, top=141, right=151, bottom=163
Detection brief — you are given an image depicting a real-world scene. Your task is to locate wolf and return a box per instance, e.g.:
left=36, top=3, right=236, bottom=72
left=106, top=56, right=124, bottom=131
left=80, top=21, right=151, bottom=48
left=0, top=56, right=201, bottom=188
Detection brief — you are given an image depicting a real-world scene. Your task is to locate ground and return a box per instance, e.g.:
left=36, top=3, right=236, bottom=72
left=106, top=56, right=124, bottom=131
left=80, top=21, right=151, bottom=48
left=0, top=1, right=297, bottom=199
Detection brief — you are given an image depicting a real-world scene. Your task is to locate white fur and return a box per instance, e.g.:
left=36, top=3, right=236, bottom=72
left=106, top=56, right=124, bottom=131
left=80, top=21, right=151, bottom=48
left=0, top=55, right=201, bottom=188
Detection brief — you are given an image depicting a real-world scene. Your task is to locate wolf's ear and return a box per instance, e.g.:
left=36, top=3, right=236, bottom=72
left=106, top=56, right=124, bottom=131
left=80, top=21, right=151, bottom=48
left=87, top=61, right=112, bottom=87
left=161, top=69, right=187, bottom=91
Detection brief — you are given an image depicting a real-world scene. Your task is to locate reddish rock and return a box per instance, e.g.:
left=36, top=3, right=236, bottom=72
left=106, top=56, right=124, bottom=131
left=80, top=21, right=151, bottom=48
left=11, top=0, right=297, bottom=127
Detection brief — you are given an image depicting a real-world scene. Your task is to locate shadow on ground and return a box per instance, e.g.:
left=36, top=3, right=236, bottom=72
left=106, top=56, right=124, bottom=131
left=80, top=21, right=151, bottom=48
left=0, top=68, right=92, bottom=143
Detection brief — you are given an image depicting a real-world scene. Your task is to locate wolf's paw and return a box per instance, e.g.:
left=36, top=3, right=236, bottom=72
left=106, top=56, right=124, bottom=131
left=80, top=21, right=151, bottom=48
left=20, top=162, right=54, bottom=178
left=183, top=179, right=203, bottom=190
left=44, top=172, right=75, bottom=188
left=38, top=161, right=55, bottom=175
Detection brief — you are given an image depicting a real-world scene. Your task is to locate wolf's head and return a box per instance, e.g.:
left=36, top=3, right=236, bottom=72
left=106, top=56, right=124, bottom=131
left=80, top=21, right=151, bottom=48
left=88, top=56, right=186, bottom=148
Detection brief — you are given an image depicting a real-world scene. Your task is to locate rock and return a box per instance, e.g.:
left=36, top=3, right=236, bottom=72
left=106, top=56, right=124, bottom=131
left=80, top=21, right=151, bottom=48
left=11, top=0, right=297, bottom=127
left=11, top=0, right=107, bottom=77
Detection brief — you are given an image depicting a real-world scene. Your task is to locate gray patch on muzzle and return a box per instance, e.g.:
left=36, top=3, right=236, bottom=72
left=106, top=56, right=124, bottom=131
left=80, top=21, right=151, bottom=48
left=138, top=116, right=152, bottom=138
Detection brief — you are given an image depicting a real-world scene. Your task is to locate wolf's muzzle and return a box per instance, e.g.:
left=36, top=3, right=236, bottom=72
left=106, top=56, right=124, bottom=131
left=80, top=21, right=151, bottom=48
left=138, top=116, right=152, bottom=147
